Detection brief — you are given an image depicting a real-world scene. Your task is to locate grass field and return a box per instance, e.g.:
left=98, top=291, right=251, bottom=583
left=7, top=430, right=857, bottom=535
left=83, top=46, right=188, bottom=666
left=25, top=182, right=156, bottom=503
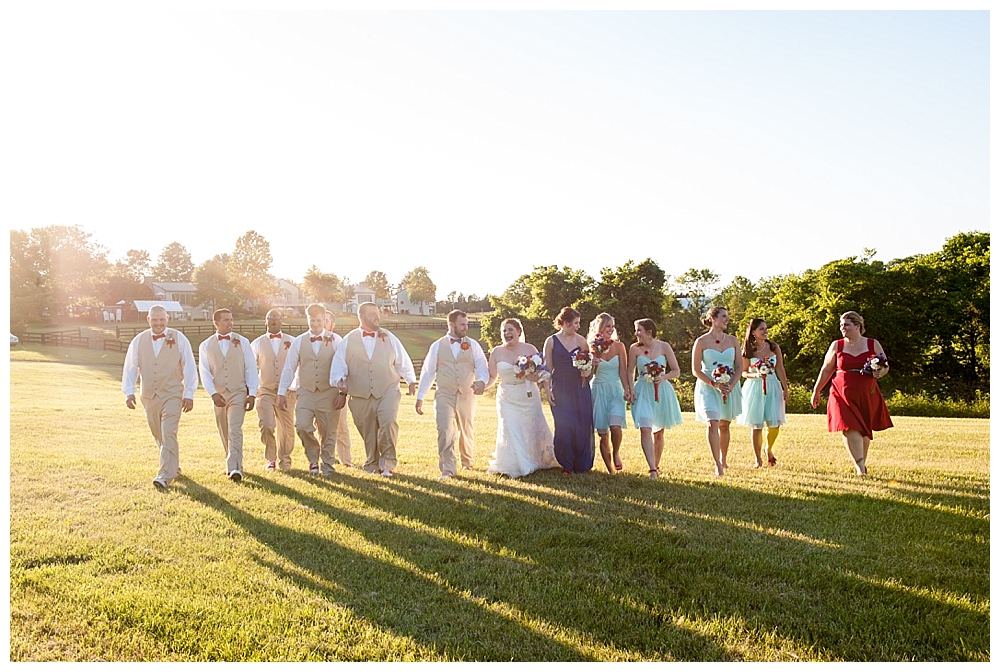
left=9, top=351, right=990, bottom=661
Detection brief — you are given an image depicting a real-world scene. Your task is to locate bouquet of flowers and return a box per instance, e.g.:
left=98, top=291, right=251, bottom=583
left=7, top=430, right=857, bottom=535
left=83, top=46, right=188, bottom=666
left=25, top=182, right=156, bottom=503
left=642, top=360, right=666, bottom=402
left=751, top=357, right=774, bottom=395
left=712, top=362, right=735, bottom=403
left=591, top=333, right=613, bottom=358
left=515, top=353, right=550, bottom=397
left=572, top=349, right=594, bottom=387
left=861, top=352, right=887, bottom=377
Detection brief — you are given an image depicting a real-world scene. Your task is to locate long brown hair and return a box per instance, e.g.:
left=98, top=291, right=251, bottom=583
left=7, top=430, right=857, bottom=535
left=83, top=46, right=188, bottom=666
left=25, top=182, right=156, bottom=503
left=742, top=318, right=778, bottom=360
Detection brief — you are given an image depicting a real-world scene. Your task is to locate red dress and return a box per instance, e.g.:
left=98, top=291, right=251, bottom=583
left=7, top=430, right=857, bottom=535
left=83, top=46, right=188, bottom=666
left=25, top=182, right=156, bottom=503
left=827, top=338, right=893, bottom=439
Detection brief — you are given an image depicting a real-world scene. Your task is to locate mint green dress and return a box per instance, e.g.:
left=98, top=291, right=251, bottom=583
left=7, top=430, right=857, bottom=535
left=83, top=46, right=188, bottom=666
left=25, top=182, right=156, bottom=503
left=694, top=347, right=743, bottom=422
left=590, top=354, right=627, bottom=433
left=630, top=354, right=683, bottom=432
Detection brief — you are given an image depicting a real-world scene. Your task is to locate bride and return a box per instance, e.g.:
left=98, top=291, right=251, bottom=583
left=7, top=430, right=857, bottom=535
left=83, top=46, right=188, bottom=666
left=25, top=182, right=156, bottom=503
left=486, top=318, right=560, bottom=478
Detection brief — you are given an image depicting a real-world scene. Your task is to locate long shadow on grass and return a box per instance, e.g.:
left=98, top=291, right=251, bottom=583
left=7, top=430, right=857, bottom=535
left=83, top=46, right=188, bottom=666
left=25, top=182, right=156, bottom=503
left=276, top=469, right=987, bottom=661
left=177, top=475, right=726, bottom=660
left=237, top=472, right=731, bottom=661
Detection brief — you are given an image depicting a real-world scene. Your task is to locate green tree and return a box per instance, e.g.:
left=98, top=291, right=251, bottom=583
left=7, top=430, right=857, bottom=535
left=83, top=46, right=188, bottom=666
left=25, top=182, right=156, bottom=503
left=585, top=259, right=667, bottom=346
left=401, top=266, right=436, bottom=314
left=193, top=253, right=240, bottom=314
left=715, top=275, right=759, bottom=339
left=103, top=249, right=153, bottom=304
left=228, top=231, right=276, bottom=315
left=151, top=242, right=195, bottom=282
left=364, top=270, right=391, bottom=302
left=303, top=266, right=351, bottom=305
left=661, top=268, right=721, bottom=356
left=482, top=265, right=594, bottom=349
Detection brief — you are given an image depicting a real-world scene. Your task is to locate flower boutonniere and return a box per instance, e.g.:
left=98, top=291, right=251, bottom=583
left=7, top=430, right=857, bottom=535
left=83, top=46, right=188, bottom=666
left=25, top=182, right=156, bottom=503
left=166, top=334, right=176, bottom=349
left=378, top=331, right=386, bottom=342
left=233, top=336, right=241, bottom=347
left=323, top=335, right=333, bottom=346
left=460, top=341, right=470, bottom=351
left=284, top=340, right=291, bottom=351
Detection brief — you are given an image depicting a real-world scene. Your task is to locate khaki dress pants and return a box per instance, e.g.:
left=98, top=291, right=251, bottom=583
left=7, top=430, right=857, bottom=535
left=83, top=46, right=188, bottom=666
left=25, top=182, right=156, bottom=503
left=214, top=389, right=247, bottom=474
left=349, top=385, right=402, bottom=473
left=256, top=388, right=296, bottom=469
left=143, top=394, right=182, bottom=484
left=435, top=389, right=477, bottom=477
left=295, top=387, right=339, bottom=476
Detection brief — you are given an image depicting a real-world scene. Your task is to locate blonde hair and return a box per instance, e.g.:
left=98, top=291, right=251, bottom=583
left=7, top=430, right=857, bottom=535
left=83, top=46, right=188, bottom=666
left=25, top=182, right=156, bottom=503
left=701, top=306, right=727, bottom=328
left=840, top=311, right=866, bottom=335
left=587, top=313, right=618, bottom=342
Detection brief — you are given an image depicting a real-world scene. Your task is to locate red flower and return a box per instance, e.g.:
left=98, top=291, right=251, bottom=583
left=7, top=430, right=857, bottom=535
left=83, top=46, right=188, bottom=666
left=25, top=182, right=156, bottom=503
left=284, top=340, right=291, bottom=350
left=460, top=341, right=470, bottom=351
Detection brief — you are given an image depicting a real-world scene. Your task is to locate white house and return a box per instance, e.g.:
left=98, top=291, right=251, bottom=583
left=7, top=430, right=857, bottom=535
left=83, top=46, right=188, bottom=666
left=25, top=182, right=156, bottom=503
left=143, top=277, right=208, bottom=320
left=394, top=286, right=435, bottom=316
left=270, top=278, right=310, bottom=316
left=345, top=284, right=378, bottom=314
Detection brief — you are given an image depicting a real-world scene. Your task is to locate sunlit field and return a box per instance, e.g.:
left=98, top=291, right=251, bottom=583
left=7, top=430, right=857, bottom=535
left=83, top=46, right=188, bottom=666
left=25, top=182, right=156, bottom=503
left=9, top=350, right=989, bottom=661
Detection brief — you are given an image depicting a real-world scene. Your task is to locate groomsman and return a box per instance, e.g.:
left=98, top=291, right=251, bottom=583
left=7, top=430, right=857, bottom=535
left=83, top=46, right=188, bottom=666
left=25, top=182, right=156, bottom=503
left=416, top=310, right=489, bottom=480
left=324, top=309, right=354, bottom=467
left=279, top=303, right=340, bottom=476
left=250, top=310, right=296, bottom=471
left=199, top=308, right=259, bottom=482
left=122, top=305, right=198, bottom=490
left=331, top=302, right=417, bottom=477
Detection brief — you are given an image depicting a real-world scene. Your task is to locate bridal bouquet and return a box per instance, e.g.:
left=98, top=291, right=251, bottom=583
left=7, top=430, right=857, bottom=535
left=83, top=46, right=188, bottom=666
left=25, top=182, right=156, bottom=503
left=642, top=360, right=666, bottom=402
left=751, top=357, right=774, bottom=395
left=711, top=363, right=735, bottom=403
left=516, top=353, right=550, bottom=397
left=861, top=352, right=888, bottom=377
left=571, top=349, right=594, bottom=387
left=591, top=333, right=613, bottom=357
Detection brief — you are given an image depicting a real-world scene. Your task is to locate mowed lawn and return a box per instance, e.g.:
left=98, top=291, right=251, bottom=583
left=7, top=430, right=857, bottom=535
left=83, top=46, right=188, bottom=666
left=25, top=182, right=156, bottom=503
left=9, top=353, right=990, bottom=661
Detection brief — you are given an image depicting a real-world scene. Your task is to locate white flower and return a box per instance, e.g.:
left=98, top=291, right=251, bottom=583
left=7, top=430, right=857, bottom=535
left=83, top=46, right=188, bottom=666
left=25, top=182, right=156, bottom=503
left=517, top=355, right=528, bottom=365
left=529, top=353, right=543, bottom=366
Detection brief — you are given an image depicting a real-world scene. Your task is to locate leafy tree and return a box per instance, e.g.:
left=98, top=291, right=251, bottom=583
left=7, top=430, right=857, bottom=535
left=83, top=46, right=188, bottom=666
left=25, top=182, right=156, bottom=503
left=585, top=259, right=667, bottom=346
left=151, top=242, right=195, bottom=282
left=401, top=266, right=437, bottom=313
left=482, top=265, right=594, bottom=349
left=364, top=270, right=391, bottom=302
left=715, top=275, right=758, bottom=338
left=9, top=225, right=109, bottom=323
left=228, top=231, right=276, bottom=315
left=193, top=253, right=240, bottom=313
left=303, top=266, right=351, bottom=305
left=103, top=249, right=153, bottom=304
left=661, top=268, right=720, bottom=356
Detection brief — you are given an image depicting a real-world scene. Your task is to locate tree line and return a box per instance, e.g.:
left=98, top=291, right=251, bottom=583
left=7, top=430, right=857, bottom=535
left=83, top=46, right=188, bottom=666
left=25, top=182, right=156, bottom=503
left=481, top=232, right=989, bottom=401
left=9, top=226, right=441, bottom=327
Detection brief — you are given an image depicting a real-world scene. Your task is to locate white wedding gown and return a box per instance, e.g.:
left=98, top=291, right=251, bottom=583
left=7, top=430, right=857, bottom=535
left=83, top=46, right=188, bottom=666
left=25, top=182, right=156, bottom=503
left=488, top=362, right=560, bottom=478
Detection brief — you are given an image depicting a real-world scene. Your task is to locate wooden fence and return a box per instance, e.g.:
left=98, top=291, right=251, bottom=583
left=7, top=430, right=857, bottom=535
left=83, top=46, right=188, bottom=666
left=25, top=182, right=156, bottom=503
left=20, top=331, right=90, bottom=348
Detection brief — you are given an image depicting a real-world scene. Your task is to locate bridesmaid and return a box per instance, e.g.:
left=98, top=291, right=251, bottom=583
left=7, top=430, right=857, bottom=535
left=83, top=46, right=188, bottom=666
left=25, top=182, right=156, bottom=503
left=692, top=306, right=743, bottom=477
left=736, top=319, right=789, bottom=468
left=811, top=311, right=892, bottom=475
left=543, top=307, right=595, bottom=473
left=626, top=318, right=683, bottom=478
left=587, top=313, right=631, bottom=473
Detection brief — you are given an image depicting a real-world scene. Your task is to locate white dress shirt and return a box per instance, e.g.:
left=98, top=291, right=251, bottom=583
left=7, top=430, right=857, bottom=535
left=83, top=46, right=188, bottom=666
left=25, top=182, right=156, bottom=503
left=250, top=331, right=287, bottom=358
left=278, top=329, right=341, bottom=395
left=198, top=332, right=260, bottom=397
left=416, top=335, right=489, bottom=401
left=121, top=328, right=198, bottom=399
left=329, top=327, right=417, bottom=387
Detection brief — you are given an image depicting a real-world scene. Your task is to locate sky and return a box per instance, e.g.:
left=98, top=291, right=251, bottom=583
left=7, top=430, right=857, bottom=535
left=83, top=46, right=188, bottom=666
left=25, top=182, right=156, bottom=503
left=2, top=8, right=989, bottom=299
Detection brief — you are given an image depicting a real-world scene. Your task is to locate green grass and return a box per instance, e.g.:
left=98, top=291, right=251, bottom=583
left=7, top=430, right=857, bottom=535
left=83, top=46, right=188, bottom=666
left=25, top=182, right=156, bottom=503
left=9, top=354, right=989, bottom=661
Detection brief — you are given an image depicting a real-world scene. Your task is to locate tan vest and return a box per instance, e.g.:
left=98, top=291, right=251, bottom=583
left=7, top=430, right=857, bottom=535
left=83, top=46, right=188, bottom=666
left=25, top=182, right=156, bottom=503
left=205, top=334, right=248, bottom=396
left=256, top=333, right=293, bottom=393
left=436, top=335, right=475, bottom=394
left=344, top=330, right=398, bottom=399
left=136, top=328, right=184, bottom=401
left=298, top=332, right=336, bottom=393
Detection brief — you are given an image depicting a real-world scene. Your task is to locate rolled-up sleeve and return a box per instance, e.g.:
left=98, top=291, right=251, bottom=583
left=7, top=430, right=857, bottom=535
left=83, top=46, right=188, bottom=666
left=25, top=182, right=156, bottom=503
left=416, top=340, right=439, bottom=400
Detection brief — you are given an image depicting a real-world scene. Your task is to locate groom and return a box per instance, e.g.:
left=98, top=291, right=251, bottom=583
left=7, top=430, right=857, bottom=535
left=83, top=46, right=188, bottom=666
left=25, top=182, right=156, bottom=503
left=415, top=310, right=489, bottom=480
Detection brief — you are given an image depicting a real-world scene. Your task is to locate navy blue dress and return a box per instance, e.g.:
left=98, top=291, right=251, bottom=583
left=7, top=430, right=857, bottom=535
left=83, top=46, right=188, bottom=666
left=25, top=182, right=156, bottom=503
left=550, top=336, right=595, bottom=473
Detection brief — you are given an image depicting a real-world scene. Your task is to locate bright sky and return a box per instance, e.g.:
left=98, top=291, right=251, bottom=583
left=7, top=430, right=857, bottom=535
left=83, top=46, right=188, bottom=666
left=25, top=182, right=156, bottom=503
left=3, top=8, right=989, bottom=299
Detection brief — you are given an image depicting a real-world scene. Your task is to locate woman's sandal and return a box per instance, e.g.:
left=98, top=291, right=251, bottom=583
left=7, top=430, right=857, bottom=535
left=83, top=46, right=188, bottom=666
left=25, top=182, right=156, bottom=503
left=649, top=469, right=659, bottom=479
left=614, top=461, right=623, bottom=472
left=767, top=456, right=777, bottom=467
